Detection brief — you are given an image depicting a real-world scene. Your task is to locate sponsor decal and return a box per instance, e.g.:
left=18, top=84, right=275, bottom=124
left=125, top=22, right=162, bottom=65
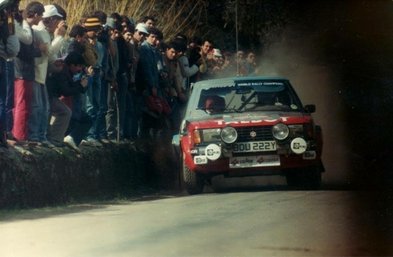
left=217, top=117, right=289, bottom=126
left=230, top=157, right=254, bottom=166
left=236, top=82, right=284, bottom=86
left=194, top=156, right=208, bottom=164
left=229, top=155, right=280, bottom=168
left=256, top=156, right=265, bottom=163
left=230, top=158, right=239, bottom=165
left=290, top=137, right=307, bottom=154
left=190, top=149, right=199, bottom=154
left=205, top=144, right=221, bottom=161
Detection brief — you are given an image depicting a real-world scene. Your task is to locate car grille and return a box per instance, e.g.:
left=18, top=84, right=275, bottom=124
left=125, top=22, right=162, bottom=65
left=236, top=126, right=274, bottom=142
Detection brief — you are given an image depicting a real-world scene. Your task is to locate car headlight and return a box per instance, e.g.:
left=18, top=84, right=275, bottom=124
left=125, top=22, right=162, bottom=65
left=272, top=123, right=289, bottom=140
left=202, top=128, right=222, bottom=142
left=221, top=127, right=237, bottom=144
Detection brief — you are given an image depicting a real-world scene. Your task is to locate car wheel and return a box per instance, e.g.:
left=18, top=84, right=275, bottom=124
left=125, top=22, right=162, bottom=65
left=286, top=167, right=321, bottom=190
left=182, top=158, right=204, bottom=194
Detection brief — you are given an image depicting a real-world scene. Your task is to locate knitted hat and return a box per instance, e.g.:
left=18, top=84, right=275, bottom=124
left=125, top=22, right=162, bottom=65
left=84, top=17, right=101, bottom=31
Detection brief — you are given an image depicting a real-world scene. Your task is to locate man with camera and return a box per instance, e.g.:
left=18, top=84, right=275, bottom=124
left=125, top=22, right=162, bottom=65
left=46, top=51, right=89, bottom=147
left=0, top=0, right=20, bottom=147
left=29, top=4, right=66, bottom=147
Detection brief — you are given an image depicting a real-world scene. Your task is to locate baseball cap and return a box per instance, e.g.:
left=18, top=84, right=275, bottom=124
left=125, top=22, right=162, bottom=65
left=135, top=23, right=148, bottom=34
left=42, top=5, right=63, bottom=18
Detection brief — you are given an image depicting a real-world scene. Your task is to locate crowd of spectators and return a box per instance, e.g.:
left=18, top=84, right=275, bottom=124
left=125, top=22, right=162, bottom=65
left=0, top=0, right=260, bottom=150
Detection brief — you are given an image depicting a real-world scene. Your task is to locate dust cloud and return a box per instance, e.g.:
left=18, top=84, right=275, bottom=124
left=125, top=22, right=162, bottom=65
left=257, top=25, right=351, bottom=186
left=255, top=1, right=393, bottom=253
left=255, top=0, right=393, bottom=188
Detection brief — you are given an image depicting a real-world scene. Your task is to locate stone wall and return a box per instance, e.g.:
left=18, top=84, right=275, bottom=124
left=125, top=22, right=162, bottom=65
left=0, top=142, right=179, bottom=208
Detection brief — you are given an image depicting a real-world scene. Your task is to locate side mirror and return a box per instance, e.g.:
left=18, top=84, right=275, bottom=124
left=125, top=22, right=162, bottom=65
left=172, top=134, right=180, bottom=147
left=304, top=104, right=316, bottom=113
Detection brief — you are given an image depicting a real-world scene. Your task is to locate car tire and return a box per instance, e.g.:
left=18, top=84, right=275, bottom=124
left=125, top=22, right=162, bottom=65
left=286, top=167, right=321, bottom=190
left=182, top=159, right=204, bottom=194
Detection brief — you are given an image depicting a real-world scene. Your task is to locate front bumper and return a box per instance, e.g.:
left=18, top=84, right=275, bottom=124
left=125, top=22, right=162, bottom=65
left=185, top=150, right=321, bottom=176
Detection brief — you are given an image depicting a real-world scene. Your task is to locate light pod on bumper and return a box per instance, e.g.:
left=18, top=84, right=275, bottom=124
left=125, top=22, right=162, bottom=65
left=290, top=137, right=307, bottom=154
left=205, top=144, right=221, bottom=160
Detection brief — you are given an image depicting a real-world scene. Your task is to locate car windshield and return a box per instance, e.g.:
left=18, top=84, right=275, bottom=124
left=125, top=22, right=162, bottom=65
left=196, top=81, right=303, bottom=114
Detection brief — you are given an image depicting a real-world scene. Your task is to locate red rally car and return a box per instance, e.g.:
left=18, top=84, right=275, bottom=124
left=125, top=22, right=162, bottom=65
left=175, top=76, right=324, bottom=194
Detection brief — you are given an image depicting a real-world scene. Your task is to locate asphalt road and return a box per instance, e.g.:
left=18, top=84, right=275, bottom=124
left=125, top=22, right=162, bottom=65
left=0, top=184, right=391, bottom=257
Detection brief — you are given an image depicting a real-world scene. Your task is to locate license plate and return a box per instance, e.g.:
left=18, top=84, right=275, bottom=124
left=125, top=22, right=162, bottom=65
left=233, top=141, right=277, bottom=153
left=229, top=155, right=280, bottom=168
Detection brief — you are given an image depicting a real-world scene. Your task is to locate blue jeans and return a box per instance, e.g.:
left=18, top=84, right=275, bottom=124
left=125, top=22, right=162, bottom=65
left=117, top=72, right=128, bottom=139
left=85, top=70, right=101, bottom=140
left=97, top=76, right=108, bottom=139
left=105, top=73, right=128, bottom=140
left=29, top=82, right=49, bottom=141
left=66, top=93, right=91, bottom=145
left=124, top=89, right=139, bottom=140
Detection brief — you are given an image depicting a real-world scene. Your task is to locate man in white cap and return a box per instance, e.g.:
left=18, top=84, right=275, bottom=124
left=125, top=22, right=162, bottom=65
left=133, top=23, right=148, bottom=44
left=29, top=4, right=66, bottom=147
left=126, top=22, right=148, bottom=139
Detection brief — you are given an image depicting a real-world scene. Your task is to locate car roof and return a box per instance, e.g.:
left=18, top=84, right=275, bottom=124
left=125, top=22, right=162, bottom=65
left=192, top=76, right=290, bottom=89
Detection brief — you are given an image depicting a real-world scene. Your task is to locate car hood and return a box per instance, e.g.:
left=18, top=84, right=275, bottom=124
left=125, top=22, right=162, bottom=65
left=222, top=111, right=302, bottom=123
left=186, top=111, right=309, bottom=124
